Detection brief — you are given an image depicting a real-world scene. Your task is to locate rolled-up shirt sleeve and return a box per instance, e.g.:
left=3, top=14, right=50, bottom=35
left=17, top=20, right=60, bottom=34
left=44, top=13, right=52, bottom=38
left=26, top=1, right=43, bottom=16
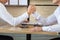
left=42, top=24, right=60, bottom=32
left=32, top=11, right=57, bottom=26
left=0, top=3, right=14, bottom=26
left=14, top=12, right=29, bottom=26
left=0, top=3, right=29, bottom=26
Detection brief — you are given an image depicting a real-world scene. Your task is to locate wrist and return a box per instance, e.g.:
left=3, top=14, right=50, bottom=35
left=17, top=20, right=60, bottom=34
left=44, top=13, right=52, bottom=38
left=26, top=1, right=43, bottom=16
left=27, top=11, right=31, bottom=15
left=39, top=27, right=43, bottom=31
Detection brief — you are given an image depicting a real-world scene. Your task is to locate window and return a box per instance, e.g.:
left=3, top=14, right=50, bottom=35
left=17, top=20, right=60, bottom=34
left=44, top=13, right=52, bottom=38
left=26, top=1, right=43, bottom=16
left=5, top=0, right=28, bottom=6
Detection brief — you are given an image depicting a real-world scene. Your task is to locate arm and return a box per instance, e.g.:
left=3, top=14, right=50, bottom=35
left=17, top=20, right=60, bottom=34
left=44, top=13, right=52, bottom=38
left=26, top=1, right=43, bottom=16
left=14, top=12, right=29, bottom=26
left=0, top=3, right=29, bottom=26
left=32, top=12, right=57, bottom=26
left=30, top=24, right=60, bottom=32
left=27, top=5, right=57, bottom=26
left=42, top=24, right=60, bottom=32
left=0, top=3, right=14, bottom=26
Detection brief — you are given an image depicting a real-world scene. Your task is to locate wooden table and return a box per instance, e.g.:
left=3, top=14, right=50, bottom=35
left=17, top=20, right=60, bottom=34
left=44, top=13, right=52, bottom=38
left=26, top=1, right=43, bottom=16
left=0, top=26, right=58, bottom=40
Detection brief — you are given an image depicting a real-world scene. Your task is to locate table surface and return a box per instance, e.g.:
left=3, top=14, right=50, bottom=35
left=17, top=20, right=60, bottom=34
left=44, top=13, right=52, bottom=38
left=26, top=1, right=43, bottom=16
left=0, top=25, right=58, bottom=35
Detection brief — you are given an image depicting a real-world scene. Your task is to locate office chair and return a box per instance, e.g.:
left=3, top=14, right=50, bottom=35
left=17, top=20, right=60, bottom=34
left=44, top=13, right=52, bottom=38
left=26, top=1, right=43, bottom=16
left=0, top=35, right=14, bottom=40
left=50, top=37, right=60, bottom=40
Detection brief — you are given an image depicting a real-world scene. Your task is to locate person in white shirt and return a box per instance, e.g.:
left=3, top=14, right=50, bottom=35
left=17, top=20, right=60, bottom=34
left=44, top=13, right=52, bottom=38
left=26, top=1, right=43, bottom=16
left=29, top=0, right=60, bottom=32
left=0, top=0, right=31, bottom=26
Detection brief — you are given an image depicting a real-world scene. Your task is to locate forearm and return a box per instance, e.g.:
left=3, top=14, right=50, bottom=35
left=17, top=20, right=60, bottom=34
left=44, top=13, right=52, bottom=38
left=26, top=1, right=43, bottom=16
left=0, top=11, right=15, bottom=26
left=32, top=12, right=47, bottom=25
left=42, top=24, right=60, bottom=32
left=0, top=3, right=15, bottom=26
left=14, top=12, right=29, bottom=26
left=32, top=12, right=57, bottom=26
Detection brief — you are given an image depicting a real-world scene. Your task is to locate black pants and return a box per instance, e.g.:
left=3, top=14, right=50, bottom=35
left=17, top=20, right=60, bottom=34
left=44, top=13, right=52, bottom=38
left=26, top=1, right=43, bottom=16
left=50, top=37, right=60, bottom=40
left=0, top=35, right=13, bottom=40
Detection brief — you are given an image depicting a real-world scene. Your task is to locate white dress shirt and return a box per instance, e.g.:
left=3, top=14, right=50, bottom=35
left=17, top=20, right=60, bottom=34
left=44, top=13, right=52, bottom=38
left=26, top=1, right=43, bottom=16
left=32, top=6, right=60, bottom=32
left=0, top=3, right=28, bottom=26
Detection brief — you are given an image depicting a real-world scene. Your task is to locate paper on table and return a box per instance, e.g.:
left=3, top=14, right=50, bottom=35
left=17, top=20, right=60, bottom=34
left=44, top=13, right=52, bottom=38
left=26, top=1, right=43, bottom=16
left=10, top=0, right=18, bottom=5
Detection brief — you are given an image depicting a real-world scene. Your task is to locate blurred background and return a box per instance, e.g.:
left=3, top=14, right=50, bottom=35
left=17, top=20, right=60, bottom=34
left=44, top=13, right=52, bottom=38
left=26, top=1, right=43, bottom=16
left=0, top=0, right=60, bottom=40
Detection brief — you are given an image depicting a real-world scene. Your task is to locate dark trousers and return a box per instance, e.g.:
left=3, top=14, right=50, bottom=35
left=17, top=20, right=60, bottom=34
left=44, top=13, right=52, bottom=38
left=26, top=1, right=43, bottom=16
left=0, top=35, right=13, bottom=40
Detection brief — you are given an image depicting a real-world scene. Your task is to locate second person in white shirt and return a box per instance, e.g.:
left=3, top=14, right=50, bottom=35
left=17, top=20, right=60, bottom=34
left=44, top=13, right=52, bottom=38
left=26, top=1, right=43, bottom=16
left=29, top=0, right=60, bottom=32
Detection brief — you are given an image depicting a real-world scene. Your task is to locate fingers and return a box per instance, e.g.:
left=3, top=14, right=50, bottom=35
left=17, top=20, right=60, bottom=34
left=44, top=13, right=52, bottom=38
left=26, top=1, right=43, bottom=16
left=29, top=27, right=42, bottom=32
left=29, top=28, right=36, bottom=32
left=29, top=27, right=38, bottom=32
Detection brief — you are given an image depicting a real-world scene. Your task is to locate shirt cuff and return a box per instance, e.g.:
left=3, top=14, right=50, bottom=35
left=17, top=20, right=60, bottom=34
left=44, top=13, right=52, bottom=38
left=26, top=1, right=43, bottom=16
left=42, top=26, right=52, bottom=32
left=24, top=12, right=29, bottom=18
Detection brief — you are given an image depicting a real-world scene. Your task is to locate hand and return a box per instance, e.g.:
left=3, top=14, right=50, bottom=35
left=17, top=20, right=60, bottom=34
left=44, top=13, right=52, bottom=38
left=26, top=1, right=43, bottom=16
left=29, top=27, right=42, bottom=32
left=27, top=5, right=36, bottom=15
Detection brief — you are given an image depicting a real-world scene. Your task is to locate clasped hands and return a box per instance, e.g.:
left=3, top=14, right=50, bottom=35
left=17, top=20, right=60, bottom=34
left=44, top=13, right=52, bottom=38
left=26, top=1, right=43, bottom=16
left=27, top=5, right=42, bottom=32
